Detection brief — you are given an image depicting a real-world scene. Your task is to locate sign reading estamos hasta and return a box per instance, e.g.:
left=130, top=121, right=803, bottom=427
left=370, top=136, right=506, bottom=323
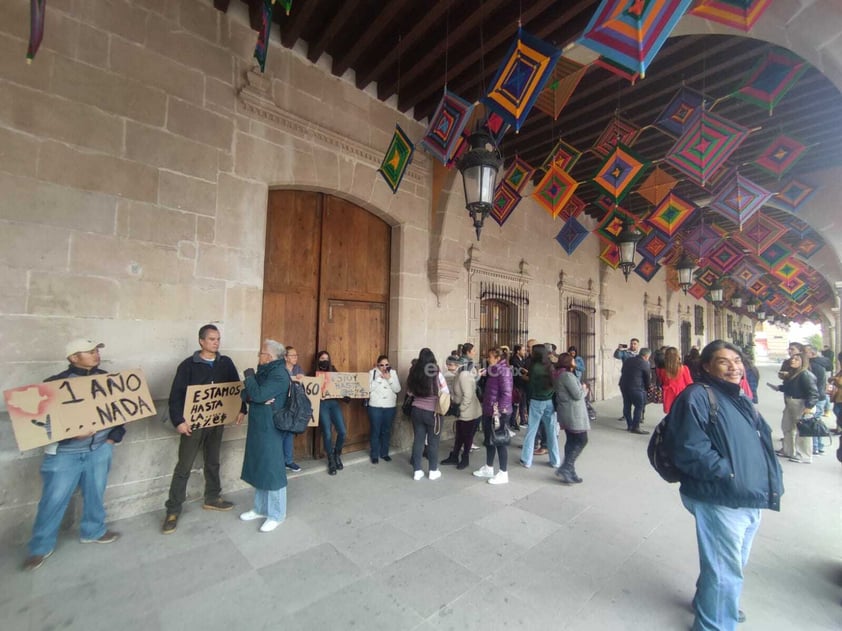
left=3, top=369, right=157, bottom=451
left=183, top=381, right=243, bottom=431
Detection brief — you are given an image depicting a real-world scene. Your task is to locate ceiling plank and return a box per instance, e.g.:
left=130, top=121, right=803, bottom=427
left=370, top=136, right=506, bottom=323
left=280, top=0, right=321, bottom=48
left=306, top=0, right=362, bottom=64
left=332, top=1, right=406, bottom=78
left=356, top=1, right=452, bottom=91
left=213, top=0, right=231, bottom=11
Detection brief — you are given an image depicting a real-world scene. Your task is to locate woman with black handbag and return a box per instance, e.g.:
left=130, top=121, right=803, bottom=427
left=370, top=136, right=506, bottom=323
left=473, top=347, right=513, bottom=485
left=771, top=349, right=818, bottom=463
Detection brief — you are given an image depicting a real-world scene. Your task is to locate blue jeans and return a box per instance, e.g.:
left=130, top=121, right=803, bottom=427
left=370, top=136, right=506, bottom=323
left=319, top=399, right=346, bottom=453
left=681, top=494, right=761, bottom=631
left=367, top=405, right=396, bottom=458
left=28, top=442, right=114, bottom=556
left=254, top=486, right=287, bottom=522
left=622, top=388, right=646, bottom=429
left=521, top=399, right=560, bottom=467
left=280, top=431, right=295, bottom=465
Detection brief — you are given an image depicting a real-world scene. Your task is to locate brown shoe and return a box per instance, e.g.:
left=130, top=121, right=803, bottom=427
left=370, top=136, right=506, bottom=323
left=534, top=448, right=548, bottom=456
left=22, top=550, right=53, bottom=571
left=81, top=530, right=120, bottom=544
left=202, top=498, right=234, bottom=511
left=161, top=513, right=178, bottom=534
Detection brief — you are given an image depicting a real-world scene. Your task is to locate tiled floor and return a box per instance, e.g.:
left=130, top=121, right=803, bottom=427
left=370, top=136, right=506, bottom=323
left=1, top=363, right=839, bottom=630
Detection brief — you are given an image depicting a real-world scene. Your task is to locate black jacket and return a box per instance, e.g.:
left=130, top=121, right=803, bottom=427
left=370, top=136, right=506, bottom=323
left=666, top=376, right=783, bottom=511
left=168, top=351, right=245, bottom=427
left=619, top=355, right=651, bottom=392
left=781, top=370, right=818, bottom=408
left=809, top=355, right=830, bottom=389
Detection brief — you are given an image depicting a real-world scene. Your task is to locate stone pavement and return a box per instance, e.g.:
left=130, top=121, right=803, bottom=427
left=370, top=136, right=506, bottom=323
left=1, top=363, right=839, bottom=631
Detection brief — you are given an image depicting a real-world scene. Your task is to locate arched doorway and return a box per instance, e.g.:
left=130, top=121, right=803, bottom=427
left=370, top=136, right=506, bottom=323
left=261, top=190, right=391, bottom=459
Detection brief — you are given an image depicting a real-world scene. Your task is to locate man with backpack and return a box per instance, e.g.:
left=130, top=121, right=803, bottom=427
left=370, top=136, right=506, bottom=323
left=664, top=340, right=783, bottom=631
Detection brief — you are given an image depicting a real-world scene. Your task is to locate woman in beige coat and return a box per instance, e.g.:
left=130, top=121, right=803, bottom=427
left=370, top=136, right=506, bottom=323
left=442, top=360, right=482, bottom=470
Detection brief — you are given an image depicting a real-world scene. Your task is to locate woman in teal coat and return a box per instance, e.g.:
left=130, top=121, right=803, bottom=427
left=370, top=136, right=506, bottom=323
left=238, top=339, right=290, bottom=533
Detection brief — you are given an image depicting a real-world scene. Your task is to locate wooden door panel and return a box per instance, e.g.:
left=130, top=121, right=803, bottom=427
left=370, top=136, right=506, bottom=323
left=321, top=300, right=387, bottom=454
left=262, top=190, right=390, bottom=459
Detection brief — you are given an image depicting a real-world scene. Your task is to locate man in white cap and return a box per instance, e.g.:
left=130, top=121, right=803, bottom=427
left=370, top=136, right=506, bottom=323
left=22, top=339, right=123, bottom=571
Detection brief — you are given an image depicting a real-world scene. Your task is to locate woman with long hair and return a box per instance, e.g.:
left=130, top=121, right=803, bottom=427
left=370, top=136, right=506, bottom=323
left=657, top=347, right=693, bottom=414
left=831, top=352, right=842, bottom=435
left=407, top=348, right=449, bottom=480
left=367, top=354, right=401, bottom=464
left=520, top=344, right=561, bottom=469
left=315, top=350, right=346, bottom=475
left=473, top=347, right=513, bottom=484
left=772, top=348, right=818, bottom=463
left=553, top=353, right=589, bottom=484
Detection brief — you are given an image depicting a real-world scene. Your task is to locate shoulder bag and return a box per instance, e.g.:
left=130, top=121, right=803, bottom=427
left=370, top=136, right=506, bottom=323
left=490, top=402, right=511, bottom=446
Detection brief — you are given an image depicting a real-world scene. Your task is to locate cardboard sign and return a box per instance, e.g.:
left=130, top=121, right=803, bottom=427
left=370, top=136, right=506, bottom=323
left=318, top=372, right=370, bottom=399
left=183, top=381, right=244, bottom=431
left=299, top=376, right=323, bottom=427
left=4, top=369, right=157, bottom=451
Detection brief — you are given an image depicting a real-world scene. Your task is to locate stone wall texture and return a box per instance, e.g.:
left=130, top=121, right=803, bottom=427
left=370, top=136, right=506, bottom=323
left=0, top=0, right=840, bottom=544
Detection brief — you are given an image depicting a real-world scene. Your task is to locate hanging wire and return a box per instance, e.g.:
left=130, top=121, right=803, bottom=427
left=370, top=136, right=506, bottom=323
left=444, top=0, right=450, bottom=90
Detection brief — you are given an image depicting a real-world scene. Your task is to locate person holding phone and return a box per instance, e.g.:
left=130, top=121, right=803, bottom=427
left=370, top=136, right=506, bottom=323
left=367, top=354, right=401, bottom=464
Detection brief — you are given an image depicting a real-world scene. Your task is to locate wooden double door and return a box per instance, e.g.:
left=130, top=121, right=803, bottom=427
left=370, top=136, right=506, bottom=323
left=261, top=191, right=391, bottom=458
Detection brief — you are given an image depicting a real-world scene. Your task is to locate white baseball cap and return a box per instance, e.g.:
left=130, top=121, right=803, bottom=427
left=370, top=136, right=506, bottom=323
left=65, top=338, right=105, bottom=358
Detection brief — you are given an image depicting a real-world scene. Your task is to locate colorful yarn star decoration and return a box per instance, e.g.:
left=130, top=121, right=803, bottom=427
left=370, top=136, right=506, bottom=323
left=491, top=183, right=522, bottom=226
left=532, top=164, right=579, bottom=218
left=592, top=144, right=648, bottom=202
left=420, top=90, right=474, bottom=165
left=753, top=135, right=806, bottom=177
left=377, top=124, right=414, bottom=194
left=555, top=217, right=590, bottom=255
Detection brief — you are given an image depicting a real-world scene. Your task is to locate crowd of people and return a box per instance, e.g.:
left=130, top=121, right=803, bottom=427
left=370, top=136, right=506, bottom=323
left=20, top=324, right=840, bottom=631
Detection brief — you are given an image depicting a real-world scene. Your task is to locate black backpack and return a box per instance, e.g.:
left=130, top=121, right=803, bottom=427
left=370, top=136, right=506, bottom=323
left=273, top=381, right=313, bottom=434
left=648, top=384, right=718, bottom=483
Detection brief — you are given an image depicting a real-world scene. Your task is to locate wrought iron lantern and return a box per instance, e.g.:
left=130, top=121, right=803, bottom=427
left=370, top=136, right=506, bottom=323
left=457, top=129, right=502, bottom=240
left=730, top=293, right=743, bottom=309
left=675, top=252, right=696, bottom=295
left=756, top=306, right=766, bottom=321
left=708, top=278, right=724, bottom=304
left=613, top=216, right=644, bottom=281
left=746, top=296, right=758, bottom=314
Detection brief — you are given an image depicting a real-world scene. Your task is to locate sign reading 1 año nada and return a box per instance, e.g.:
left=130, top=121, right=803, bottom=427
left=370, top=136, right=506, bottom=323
left=3, top=369, right=157, bottom=451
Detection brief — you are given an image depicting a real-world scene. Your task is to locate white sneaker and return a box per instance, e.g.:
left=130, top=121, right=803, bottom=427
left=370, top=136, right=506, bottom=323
left=413, top=470, right=424, bottom=480
left=488, top=470, right=509, bottom=485
left=240, top=510, right=266, bottom=521
left=259, top=519, right=282, bottom=532
left=473, top=465, right=494, bottom=478
left=470, top=444, right=481, bottom=451
left=428, top=469, right=442, bottom=481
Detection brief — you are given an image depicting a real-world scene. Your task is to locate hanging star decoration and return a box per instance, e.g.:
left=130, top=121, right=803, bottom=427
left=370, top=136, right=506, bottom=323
left=592, top=144, right=648, bottom=202
left=491, top=183, right=522, bottom=227
left=27, top=0, right=47, bottom=62
left=377, top=125, right=414, bottom=194
left=532, top=164, right=579, bottom=218
left=689, top=0, right=772, bottom=32
left=420, top=90, right=474, bottom=165
left=253, top=0, right=276, bottom=73
left=556, top=217, right=590, bottom=255
left=753, top=134, right=806, bottom=177
left=646, top=192, right=696, bottom=236
left=775, top=177, right=817, bottom=212
left=535, top=57, right=588, bottom=119
left=736, top=49, right=808, bottom=115
left=654, top=86, right=705, bottom=137
left=483, top=28, right=561, bottom=132
left=666, top=108, right=748, bottom=186
left=501, top=156, right=534, bottom=194
left=709, top=172, right=772, bottom=229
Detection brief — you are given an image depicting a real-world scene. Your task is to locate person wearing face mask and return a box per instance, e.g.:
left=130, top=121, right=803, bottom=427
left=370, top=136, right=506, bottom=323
left=367, top=354, right=401, bottom=464
left=315, top=350, right=347, bottom=475
left=665, top=341, right=783, bottom=631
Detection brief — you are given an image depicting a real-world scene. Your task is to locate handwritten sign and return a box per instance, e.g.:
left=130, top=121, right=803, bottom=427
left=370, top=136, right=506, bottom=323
left=318, top=372, right=370, bottom=399
left=299, top=376, right=323, bottom=426
left=183, top=382, right=243, bottom=432
left=4, top=369, right=157, bottom=451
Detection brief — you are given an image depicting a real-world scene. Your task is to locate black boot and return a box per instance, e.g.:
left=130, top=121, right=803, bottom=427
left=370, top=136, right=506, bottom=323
left=555, top=463, right=575, bottom=484
left=328, top=452, right=337, bottom=476
left=334, top=448, right=344, bottom=470
left=565, top=440, right=586, bottom=483
left=441, top=450, right=459, bottom=465
left=456, top=452, right=469, bottom=470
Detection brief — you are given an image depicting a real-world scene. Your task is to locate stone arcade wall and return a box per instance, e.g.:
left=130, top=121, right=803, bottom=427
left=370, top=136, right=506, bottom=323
left=0, top=0, right=838, bottom=543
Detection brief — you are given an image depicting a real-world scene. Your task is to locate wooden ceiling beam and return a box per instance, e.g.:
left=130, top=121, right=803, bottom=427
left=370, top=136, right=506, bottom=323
left=378, top=0, right=509, bottom=102
left=280, top=0, right=320, bottom=48
left=332, top=1, right=405, bottom=78
left=306, top=0, right=361, bottom=64
left=399, top=0, right=560, bottom=112
left=213, top=0, right=231, bottom=12
left=356, top=1, right=452, bottom=91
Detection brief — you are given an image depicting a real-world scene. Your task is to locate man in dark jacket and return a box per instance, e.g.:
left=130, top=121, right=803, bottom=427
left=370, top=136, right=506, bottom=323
left=162, top=324, right=245, bottom=534
left=619, top=347, right=651, bottom=434
left=666, top=340, right=783, bottom=631
left=23, top=339, right=124, bottom=571
left=805, top=345, right=830, bottom=417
